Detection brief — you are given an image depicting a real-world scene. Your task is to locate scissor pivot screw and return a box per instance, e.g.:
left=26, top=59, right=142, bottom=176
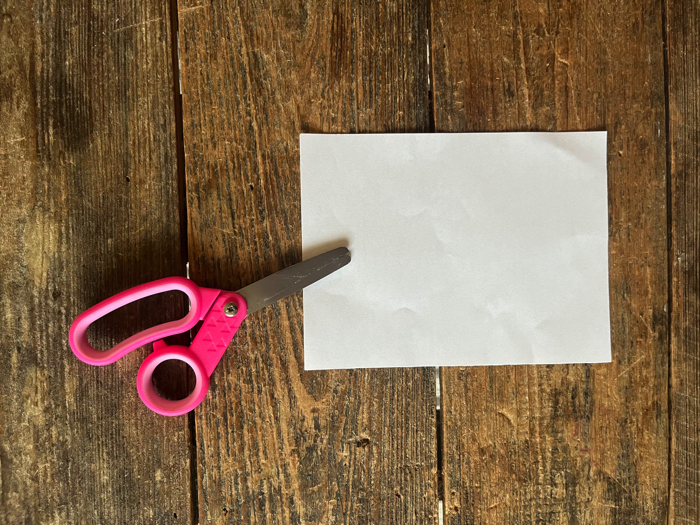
left=223, top=302, right=238, bottom=317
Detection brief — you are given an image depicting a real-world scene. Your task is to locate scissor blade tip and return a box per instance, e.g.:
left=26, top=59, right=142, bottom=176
left=237, top=246, right=351, bottom=314
left=313, top=246, right=351, bottom=264
left=332, top=249, right=351, bottom=266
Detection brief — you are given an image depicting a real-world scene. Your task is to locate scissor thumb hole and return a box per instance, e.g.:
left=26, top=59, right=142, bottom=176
left=137, top=346, right=209, bottom=416
left=151, top=357, right=197, bottom=401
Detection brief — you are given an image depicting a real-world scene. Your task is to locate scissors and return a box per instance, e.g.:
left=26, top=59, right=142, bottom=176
left=69, top=248, right=350, bottom=416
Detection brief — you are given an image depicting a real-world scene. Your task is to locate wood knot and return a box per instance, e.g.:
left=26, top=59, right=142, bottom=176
left=355, top=437, right=370, bottom=448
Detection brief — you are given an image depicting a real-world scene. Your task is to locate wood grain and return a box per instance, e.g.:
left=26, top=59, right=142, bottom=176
left=0, top=0, right=191, bottom=522
left=177, top=0, right=437, bottom=522
left=668, top=0, right=700, bottom=522
left=431, top=0, right=669, bottom=522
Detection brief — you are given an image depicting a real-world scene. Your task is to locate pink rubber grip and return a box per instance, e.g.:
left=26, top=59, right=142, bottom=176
left=69, top=277, right=247, bottom=416
left=69, top=277, right=219, bottom=365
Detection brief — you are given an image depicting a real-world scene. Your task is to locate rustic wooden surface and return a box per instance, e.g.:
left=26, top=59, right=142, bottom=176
left=0, top=1, right=191, bottom=523
left=177, top=0, right=437, bottom=523
left=668, top=0, right=700, bottom=522
left=431, top=0, right=670, bottom=522
left=2, top=0, right=699, bottom=523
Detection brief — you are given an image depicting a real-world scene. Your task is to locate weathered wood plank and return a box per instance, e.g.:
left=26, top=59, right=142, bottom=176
left=668, top=1, right=700, bottom=522
left=431, top=0, right=668, bottom=522
left=0, top=1, right=191, bottom=522
left=177, top=0, right=437, bottom=522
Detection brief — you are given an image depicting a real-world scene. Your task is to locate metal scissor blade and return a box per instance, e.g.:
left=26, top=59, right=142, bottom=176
left=236, top=247, right=350, bottom=314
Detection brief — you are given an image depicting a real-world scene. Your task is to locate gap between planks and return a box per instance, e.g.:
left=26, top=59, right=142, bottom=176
left=660, top=0, right=675, bottom=517
left=168, top=0, right=198, bottom=523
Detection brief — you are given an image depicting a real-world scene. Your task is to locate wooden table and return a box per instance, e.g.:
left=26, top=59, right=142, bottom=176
left=1, top=1, right=697, bottom=523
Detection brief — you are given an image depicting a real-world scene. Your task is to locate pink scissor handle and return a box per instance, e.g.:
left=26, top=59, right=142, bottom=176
left=136, top=291, right=247, bottom=416
left=69, top=277, right=248, bottom=416
left=69, top=277, right=220, bottom=366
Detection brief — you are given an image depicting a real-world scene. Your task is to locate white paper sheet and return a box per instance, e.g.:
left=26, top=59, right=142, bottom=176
left=300, top=133, right=611, bottom=370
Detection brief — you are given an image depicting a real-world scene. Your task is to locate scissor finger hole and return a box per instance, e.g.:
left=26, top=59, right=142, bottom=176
left=152, top=359, right=196, bottom=401
left=137, top=349, right=209, bottom=416
left=86, top=290, right=189, bottom=351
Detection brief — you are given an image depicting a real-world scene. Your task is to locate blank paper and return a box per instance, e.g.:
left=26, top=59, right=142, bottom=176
left=300, top=133, right=611, bottom=370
